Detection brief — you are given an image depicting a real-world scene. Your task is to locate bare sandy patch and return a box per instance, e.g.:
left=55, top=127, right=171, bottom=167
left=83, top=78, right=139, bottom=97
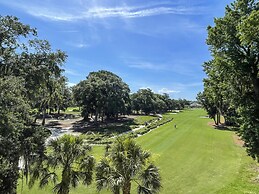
left=232, top=134, right=244, bottom=147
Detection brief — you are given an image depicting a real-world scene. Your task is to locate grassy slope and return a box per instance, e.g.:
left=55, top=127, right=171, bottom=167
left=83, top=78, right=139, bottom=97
left=18, top=109, right=259, bottom=194
left=134, top=115, right=157, bottom=125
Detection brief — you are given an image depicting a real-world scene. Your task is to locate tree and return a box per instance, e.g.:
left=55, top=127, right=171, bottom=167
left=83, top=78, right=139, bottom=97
left=96, top=136, right=161, bottom=194
left=0, top=76, right=49, bottom=194
left=197, top=91, right=218, bottom=124
left=73, top=70, right=130, bottom=123
left=24, top=40, right=67, bottom=125
left=204, top=0, right=259, bottom=159
left=0, top=15, right=66, bottom=193
left=131, top=89, right=157, bottom=115
left=0, top=16, right=67, bottom=125
left=29, top=135, right=95, bottom=194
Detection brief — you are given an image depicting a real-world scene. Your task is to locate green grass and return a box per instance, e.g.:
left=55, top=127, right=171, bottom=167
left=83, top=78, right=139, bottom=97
left=18, top=109, right=259, bottom=194
left=62, top=107, right=81, bottom=115
left=133, top=115, right=158, bottom=125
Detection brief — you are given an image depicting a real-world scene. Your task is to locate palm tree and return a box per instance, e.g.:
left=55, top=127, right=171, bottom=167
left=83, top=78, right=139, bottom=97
left=96, top=136, right=161, bottom=194
left=29, top=134, right=95, bottom=194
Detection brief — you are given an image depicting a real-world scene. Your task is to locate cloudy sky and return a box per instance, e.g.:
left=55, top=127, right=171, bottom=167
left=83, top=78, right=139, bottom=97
left=0, top=0, right=233, bottom=100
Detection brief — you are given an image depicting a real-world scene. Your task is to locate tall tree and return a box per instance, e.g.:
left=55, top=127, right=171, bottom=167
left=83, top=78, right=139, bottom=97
left=29, top=135, right=95, bottom=194
left=96, top=136, right=161, bottom=194
left=204, top=0, right=259, bottom=159
left=0, top=76, right=49, bottom=194
left=0, top=15, right=66, bottom=193
left=0, top=16, right=67, bottom=125
left=25, top=40, right=67, bottom=125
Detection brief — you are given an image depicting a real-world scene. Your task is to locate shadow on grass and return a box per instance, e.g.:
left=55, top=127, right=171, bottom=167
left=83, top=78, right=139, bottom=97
left=213, top=124, right=239, bottom=132
left=45, top=121, right=62, bottom=127
left=71, top=117, right=137, bottom=135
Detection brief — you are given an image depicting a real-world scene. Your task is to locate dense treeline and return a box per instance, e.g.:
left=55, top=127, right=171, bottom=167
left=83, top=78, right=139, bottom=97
left=198, top=0, right=259, bottom=161
left=73, top=74, right=190, bottom=123
left=131, top=89, right=190, bottom=114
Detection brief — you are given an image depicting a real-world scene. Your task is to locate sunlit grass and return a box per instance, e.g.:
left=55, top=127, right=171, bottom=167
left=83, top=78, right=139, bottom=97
left=18, top=109, right=259, bottom=194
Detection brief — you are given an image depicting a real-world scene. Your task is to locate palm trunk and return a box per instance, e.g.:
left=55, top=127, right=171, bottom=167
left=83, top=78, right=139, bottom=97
left=60, top=168, right=70, bottom=194
left=122, top=181, right=131, bottom=194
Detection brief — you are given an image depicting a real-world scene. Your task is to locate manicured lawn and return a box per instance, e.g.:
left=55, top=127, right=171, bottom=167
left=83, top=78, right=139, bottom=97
left=133, top=115, right=158, bottom=125
left=18, top=109, right=259, bottom=194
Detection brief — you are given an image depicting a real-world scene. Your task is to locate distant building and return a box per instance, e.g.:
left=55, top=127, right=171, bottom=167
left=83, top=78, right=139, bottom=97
left=190, top=102, right=202, bottom=108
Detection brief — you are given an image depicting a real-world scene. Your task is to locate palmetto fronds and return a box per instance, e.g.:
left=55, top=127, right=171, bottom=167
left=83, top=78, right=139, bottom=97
left=29, top=134, right=95, bottom=194
left=96, top=136, right=161, bottom=194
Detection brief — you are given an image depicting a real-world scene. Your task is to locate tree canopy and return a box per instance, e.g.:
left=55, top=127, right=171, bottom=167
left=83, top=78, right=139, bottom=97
left=73, top=70, right=131, bottom=123
left=200, top=0, right=259, bottom=160
left=0, top=15, right=67, bottom=193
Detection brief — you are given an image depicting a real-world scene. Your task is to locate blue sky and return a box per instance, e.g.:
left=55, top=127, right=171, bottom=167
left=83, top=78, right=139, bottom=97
left=0, top=0, right=233, bottom=100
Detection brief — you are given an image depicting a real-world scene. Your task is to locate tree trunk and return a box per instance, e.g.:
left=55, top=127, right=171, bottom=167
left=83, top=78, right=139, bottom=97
left=34, top=116, right=37, bottom=123
left=217, top=112, right=221, bottom=125
left=122, top=181, right=131, bottom=194
left=94, top=109, right=98, bottom=126
left=60, top=168, right=70, bottom=194
left=214, top=115, right=218, bottom=125
left=42, top=104, right=46, bottom=126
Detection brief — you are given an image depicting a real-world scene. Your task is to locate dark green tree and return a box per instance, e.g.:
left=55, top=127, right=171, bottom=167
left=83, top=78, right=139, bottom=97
left=131, top=89, right=157, bottom=115
left=73, top=70, right=130, bottom=124
left=0, top=15, right=66, bottom=193
left=0, top=16, right=67, bottom=125
left=204, top=0, right=259, bottom=159
left=0, top=76, right=49, bottom=194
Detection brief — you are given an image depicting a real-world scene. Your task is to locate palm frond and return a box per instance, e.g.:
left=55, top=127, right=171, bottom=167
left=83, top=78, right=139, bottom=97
left=39, top=172, right=58, bottom=189
left=139, top=164, right=161, bottom=193
left=70, top=170, right=80, bottom=188
left=138, top=185, right=152, bottom=194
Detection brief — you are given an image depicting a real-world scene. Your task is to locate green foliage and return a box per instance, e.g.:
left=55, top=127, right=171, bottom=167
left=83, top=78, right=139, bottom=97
left=201, top=0, right=259, bottom=160
left=73, top=70, right=130, bottom=123
left=0, top=15, right=67, bottom=193
left=131, top=89, right=189, bottom=114
left=29, top=135, right=95, bottom=194
left=0, top=76, right=50, bottom=193
left=96, top=136, right=161, bottom=194
left=0, top=15, right=67, bottom=125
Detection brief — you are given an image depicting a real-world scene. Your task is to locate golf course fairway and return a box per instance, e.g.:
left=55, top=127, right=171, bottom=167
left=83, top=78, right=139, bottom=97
left=19, top=109, right=259, bottom=194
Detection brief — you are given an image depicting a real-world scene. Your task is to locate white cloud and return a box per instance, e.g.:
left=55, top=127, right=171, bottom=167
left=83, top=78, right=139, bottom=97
left=64, top=69, right=81, bottom=76
left=74, top=43, right=90, bottom=48
left=1, top=1, right=205, bottom=21
left=128, top=62, right=167, bottom=71
left=158, top=88, right=180, bottom=94
left=67, top=82, right=77, bottom=87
